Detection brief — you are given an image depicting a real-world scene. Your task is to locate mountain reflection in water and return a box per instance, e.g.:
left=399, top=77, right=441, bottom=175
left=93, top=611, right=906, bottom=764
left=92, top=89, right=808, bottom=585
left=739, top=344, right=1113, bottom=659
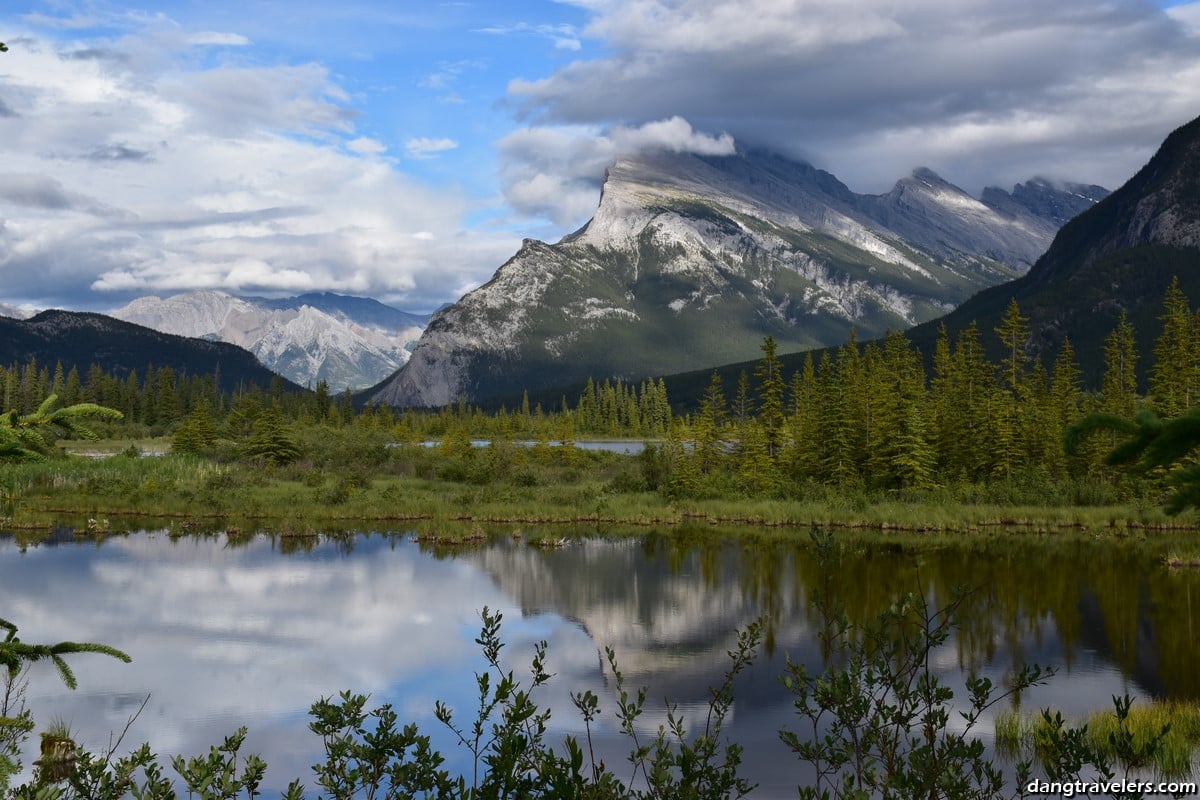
left=0, top=528, right=1195, bottom=797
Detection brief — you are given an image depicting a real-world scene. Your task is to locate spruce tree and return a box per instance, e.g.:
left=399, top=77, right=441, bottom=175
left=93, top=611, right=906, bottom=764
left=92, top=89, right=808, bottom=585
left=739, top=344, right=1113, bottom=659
left=1150, top=277, right=1195, bottom=417
left=755, top=336, right=785, bottom=460
left=694, top=372, right=727, bottom=474
left=786, top=354, right=821, bottom=481
left=1101, top=312, right=1139, bottom=419
left=994, top=298, right=1029, bottom=394
left=244, top=406, right=301, bottom=465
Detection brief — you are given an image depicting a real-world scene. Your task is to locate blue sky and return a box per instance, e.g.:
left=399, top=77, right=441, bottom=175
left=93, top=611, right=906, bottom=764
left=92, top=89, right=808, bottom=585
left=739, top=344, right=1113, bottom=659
left=2, top=0, right=1200, bottom=312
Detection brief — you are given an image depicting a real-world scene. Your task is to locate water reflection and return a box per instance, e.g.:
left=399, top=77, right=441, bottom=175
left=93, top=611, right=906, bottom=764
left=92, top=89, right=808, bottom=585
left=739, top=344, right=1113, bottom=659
left=0, top=528, right=1196, bottom=797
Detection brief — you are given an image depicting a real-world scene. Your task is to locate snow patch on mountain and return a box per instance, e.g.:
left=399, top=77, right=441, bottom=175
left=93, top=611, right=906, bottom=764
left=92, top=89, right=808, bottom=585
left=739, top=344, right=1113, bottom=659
left=114, top=290, right=426, bottom=391
left=372, top=149, right=1106, bottom=408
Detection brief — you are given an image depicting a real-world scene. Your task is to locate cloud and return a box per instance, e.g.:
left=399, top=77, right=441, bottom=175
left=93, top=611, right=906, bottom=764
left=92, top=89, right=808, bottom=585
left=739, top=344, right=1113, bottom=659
left=82, top=144, right=154, bottom=162
left=513, top=0, right=1200, bottom=195
left=419, top=58, right=487, bottom=92
left=347, top=136, right=387, bottom=155
left=0, top=25, right=516, bottom=311
left=20, top=12, right=101, bottom=30
left=474, top=21, right=582, bottom=51
left=405, top=137, right=460, bottom=159
left=0, top=173, right=129, bottom=218
left=187, top=31, right=252, bottom=47
left=498, top=116, right=735, bottom=226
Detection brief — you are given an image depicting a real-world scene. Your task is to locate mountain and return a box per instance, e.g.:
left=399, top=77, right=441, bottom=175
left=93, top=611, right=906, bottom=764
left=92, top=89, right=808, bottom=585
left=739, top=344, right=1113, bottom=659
left=0, top=310, right=300, bottom=394
left=245, top=291, right=428, bottom=331
left=374, top=149, right=1105, bottom=408
left=113, top=291, right=429, bottom=391
left=897, top=113, right=1200, bottom=384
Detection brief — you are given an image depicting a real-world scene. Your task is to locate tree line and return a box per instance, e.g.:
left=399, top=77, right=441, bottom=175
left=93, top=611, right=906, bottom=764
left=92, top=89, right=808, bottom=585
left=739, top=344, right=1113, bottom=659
left=5, top=279, right=1200, bottom=503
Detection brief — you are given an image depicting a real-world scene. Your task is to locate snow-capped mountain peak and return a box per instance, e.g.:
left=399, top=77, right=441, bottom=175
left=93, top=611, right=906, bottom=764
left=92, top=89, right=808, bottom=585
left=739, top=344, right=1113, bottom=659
left=114, top=291, right=428, bottom=391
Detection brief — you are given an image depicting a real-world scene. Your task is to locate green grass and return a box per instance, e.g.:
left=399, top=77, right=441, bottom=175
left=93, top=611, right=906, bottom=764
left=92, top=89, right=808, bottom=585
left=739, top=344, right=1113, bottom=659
left=995, top=700, right=1200, bottom=778
left=3, top=443, right=1198, bottom=539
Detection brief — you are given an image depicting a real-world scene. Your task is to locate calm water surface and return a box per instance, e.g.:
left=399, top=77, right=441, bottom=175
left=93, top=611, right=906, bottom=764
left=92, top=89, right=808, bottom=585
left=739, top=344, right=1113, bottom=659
left=1, top=528, right=1197, bottom=796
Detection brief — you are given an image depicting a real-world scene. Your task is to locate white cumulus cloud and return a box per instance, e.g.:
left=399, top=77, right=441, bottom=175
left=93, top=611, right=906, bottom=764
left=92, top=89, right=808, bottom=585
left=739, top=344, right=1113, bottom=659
left=0, top=25, right=516, bottom=311
left=498, top=116, right=734, bottom=226
left=404, top=137, right=460, bottom=159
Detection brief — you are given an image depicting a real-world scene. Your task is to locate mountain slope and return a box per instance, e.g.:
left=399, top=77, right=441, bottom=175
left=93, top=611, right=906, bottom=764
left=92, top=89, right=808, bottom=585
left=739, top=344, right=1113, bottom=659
left=375, top=149, right=1104, bottom=407
left=899, top=113, right=1200, bottom=384
left=648, top=114, right=1200, bottom=408
left=0, top=310, right=300, bottom=394
left=113, top=291, right=428, bottom=391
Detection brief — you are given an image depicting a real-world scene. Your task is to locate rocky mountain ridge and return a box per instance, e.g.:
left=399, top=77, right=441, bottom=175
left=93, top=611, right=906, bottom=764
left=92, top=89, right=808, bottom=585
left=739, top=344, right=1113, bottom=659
left=113, top=291, right=428, bottom=391
left=0, top=310, right=299, bottom=394
left=899, top=112, right=1200, bottom=383
left=374, top=149, right=1106, bottom=408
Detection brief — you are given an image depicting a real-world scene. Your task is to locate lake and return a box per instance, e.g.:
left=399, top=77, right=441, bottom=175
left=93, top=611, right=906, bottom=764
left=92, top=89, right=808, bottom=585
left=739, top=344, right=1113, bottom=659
left=1, top=527, right=1197, bottom=796
left=416, top=439, right=649, bottom=454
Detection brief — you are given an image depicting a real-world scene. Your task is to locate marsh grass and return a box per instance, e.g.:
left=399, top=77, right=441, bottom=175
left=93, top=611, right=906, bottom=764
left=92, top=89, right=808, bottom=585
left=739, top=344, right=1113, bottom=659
left=1164, top=548, right=1200, bottom=568
left=995, top=700, right=1200, bottom=778
left=5, top=439, right=1198, bottom=537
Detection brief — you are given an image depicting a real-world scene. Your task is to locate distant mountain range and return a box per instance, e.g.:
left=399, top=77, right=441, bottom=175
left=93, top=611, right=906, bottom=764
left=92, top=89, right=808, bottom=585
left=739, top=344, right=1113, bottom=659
left=112, top=291, right=429, bottom=391
left=373, top=149, right=1106, bottom=408
left=0, top=310, right=300, bottom=394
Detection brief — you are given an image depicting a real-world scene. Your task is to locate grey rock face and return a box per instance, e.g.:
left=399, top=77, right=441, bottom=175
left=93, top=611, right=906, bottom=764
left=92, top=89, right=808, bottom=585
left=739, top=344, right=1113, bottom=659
left=374, top=150, right=1104, bottom=408
left=114, top=290, right=428, bottom=391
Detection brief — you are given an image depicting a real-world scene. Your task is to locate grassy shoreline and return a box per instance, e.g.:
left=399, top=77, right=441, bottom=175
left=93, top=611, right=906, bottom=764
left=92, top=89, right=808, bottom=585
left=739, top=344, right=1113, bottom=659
left=3, top=439, right=1200, bottom=544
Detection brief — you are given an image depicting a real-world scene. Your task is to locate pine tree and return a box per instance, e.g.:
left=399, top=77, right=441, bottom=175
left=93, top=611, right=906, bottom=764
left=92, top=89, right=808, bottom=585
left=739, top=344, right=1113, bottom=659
left=786, top=354, right=821, bottom=481
left=929, top=324, right=956, bottom=474
left=819, top=350, right=856, bottom=485
left=736, top=419, right=777, bottom=495
left=62, top=367, right=82, bottom=407
left=891, top=404, right=936, bottom=489
left=1101, top=312, right=1139, bottom=419
left=244, top=406, right=301, bottom=465
left=694, top=372, right=727, bottom=474
left=733, top=371, right=753, bottom=425
left=1048, top=338, right=1083, bottom=475
left=994, top=298, right=1030, bottom=394
left=950, top=323, right=996, bottom=480
left=172, top=402, right=217, bottom=455
left=868, top=331, right=930, bottom=489
left=755, top=336, right=785, bottom=460
left=1150, top=277, right=1196, bottom=417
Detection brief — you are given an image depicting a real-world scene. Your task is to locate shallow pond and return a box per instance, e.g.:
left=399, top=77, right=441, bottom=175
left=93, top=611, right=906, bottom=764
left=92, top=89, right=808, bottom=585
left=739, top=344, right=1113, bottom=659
left=1, top=528, right=1197, bottom=796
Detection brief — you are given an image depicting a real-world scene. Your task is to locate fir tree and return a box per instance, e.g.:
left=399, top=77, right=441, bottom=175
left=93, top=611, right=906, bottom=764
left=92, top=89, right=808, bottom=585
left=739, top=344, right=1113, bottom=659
left=1150, top=277, right=1196, bottom=417
left=754, top=336, right=785, bottom=460
left=694, top=372, right=727, bottom=474
left=786, top=354, right=821, bottom=481
left=994, top=298, right=1029, bottom=394
left=1102, top=312, right=1139, bottom=419
left=244, top=406, right=301, bottom=465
